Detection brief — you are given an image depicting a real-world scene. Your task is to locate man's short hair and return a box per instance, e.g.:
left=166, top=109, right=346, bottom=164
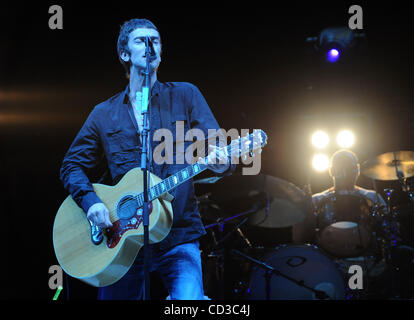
left=329, top=149, right=359, bottom=178
left=117, top=18, right=160, bottom=77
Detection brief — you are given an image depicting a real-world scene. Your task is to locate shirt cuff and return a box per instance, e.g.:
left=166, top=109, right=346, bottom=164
left=80, top=192, right=103, bottom=214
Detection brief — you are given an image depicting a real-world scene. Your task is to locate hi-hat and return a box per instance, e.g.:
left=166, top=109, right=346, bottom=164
left=361, top=151, right=414, bottom=181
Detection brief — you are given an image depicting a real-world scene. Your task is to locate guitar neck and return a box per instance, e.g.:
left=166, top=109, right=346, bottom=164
left=152, top=161, right=209, bottom=201
left=134, top=132, right=263, bottom=206
left=133, top=161, right=208, bottom=206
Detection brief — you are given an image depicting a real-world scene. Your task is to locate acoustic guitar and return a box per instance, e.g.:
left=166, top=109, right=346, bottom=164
left=53, top=130, right=267, bottom=287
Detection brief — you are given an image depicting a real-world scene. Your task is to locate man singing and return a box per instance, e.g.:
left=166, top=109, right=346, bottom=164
left=60, top=18, right=234, bottom=300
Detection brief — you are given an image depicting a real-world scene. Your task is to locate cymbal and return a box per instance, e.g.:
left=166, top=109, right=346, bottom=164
left=194, top=177, right=223, bottom=184
left=207, top=174, right=310, bottom=228
left=361, top=151, right=414, bottom=181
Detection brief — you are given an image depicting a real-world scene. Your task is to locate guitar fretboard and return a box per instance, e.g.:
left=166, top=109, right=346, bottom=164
left=133, top=131, right=264, bottom=206
left=134, top=162, right=208, bottom=206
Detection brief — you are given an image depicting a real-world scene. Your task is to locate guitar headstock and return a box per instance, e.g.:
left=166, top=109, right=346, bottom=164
left=250, top=129, right=268, bottom=150
left=228, top=129, right=268, bottom=159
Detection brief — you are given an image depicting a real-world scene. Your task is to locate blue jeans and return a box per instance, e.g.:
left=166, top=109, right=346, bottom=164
left=97, top=240, right=205, bottom=300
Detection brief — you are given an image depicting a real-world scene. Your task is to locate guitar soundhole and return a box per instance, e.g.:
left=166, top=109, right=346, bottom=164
left=117, top=195, right=139, bottom=220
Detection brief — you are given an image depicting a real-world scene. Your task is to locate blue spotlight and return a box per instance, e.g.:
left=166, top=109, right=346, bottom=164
left=306, top=27, right=365, bottom=63
left=327, top=48, right=340, bottom=63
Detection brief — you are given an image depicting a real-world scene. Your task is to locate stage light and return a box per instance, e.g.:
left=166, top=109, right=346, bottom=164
left=326, top=48, right=340, bottom=63
left=336, top=130, right=355, bottom=148
left=311, top=130, right=329, bottom=149
left=306, top=27, right=365, bottom=63
left=312, top=153, right=330, bottom=172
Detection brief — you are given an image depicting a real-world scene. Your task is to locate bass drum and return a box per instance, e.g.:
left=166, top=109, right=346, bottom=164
left=247, top=245, right=346, bottom=300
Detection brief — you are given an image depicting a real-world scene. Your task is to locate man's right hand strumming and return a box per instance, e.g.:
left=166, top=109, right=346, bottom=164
left=87, top=203, right=113, bottom=228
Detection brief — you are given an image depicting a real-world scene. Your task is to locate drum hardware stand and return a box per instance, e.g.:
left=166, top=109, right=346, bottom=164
left=204, top=208, right=257, bottom=299
left=383, top=188, right=403, bottom=299
left=204, top=206, right=257, bottom=253
left=215, top=217, right=252, bottom=247
left=204, top=207, right=258, bottom=230
left=389, top=163, right=414, bottom=298
left=395, top=169, right=414, bottom=205
left=232, top=249, right=331, bottom=300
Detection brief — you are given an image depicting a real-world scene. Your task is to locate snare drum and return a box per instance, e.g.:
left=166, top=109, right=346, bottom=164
left=316, top=194, right=375, bottom=258
left=247, top=245, right=346, bottom=300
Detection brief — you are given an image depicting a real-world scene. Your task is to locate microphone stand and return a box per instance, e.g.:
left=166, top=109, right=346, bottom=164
left=232, top=249, right=330, bottom=300
left=141, top=36, right=153, bottom=300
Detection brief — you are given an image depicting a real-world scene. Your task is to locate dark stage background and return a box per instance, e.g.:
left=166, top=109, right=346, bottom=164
left=1, top=2, right=414, bottom=300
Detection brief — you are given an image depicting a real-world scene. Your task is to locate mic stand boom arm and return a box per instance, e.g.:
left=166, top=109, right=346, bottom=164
left=232, top=249, right=330, bottom=300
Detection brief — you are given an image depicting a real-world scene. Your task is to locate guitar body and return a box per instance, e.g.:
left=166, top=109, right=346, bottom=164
left=53, top=168, right=173, bottom=287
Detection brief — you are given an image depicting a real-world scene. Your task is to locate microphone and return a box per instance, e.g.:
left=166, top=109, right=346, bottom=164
left=144, top=36, right=157, bottom=62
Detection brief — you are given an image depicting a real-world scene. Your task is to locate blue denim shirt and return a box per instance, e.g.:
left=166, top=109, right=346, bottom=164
left=60, top=80, right=234, bottom=250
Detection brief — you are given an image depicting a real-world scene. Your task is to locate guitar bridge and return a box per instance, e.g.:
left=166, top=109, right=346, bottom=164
left=105, top=202, right=153, bottom=249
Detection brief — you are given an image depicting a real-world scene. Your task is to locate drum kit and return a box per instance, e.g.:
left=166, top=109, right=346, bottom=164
left=195, top=151, right=414, bottom=300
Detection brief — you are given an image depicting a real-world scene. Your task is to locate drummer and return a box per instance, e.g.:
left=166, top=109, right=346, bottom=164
left=292, top=149, right=387, bottom=244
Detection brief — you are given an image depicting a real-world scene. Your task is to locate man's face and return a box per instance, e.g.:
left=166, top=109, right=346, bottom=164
left=331, top=162, right=360, bottom=189
left=122, top=27, right=162, bottom=72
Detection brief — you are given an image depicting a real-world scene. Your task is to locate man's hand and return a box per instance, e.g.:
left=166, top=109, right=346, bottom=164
left=87, top=202, right=113, bottom=228
left=200, top=145, right=230, bottom=174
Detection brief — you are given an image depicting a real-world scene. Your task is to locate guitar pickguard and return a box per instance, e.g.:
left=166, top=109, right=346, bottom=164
left=106, top=202, right=153, bottom=248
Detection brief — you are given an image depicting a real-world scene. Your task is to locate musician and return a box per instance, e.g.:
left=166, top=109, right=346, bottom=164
left=292, top=149, right=386, bottom=244
left=60, top=18, right=235, bottom=300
